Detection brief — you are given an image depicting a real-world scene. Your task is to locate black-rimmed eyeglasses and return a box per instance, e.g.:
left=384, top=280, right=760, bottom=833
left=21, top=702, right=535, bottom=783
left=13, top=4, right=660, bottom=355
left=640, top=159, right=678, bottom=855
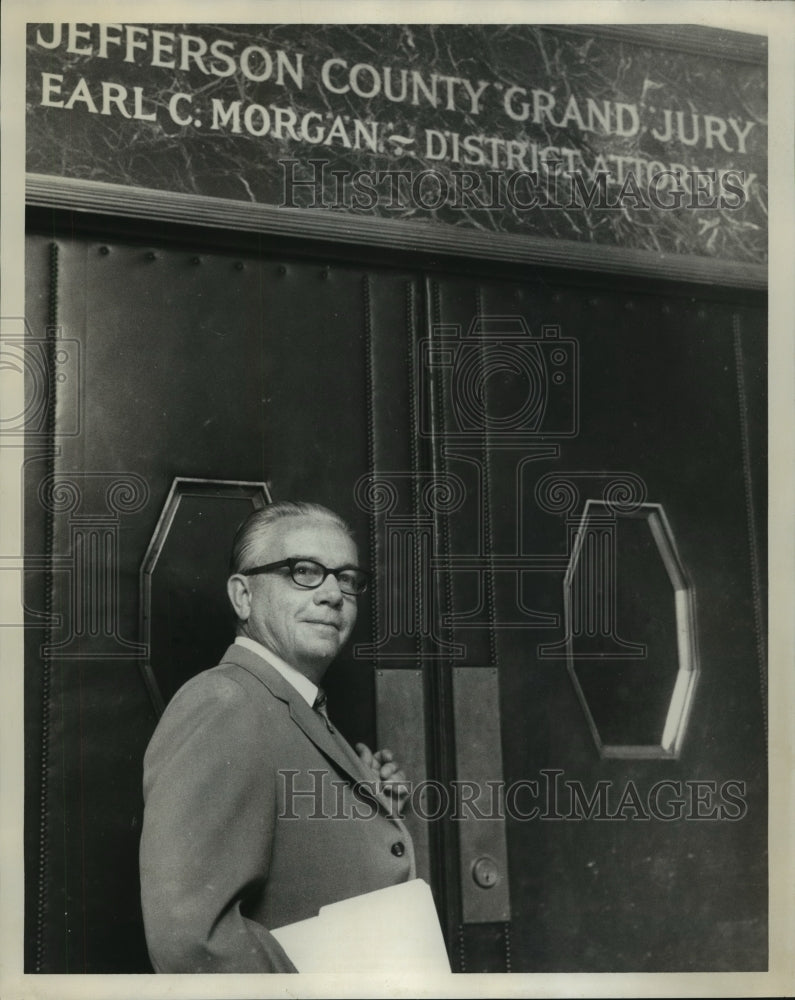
left=241, top=558, right=370, bottom=596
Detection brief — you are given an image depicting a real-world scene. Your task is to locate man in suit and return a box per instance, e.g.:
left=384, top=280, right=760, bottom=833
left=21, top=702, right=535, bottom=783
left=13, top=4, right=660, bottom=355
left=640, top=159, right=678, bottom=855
left=139, top=501, right=415, bottom=973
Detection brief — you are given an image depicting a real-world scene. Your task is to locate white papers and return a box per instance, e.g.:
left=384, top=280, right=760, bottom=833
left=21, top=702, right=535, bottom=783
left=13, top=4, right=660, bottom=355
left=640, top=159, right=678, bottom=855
left=271, top=878, right=451, bottom=974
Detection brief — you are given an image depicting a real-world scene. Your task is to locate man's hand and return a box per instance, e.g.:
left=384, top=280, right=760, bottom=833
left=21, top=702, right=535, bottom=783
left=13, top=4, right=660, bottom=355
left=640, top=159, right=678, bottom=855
left=355, top=743, right=410, bottom=814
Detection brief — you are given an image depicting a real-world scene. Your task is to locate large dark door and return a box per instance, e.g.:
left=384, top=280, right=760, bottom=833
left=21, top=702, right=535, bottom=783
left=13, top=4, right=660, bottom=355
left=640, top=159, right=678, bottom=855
left=25, top=226, right=766, bottom=972
left=425, top=274, right=767, bottom=971
left=23, top=229, right=422, bottom=971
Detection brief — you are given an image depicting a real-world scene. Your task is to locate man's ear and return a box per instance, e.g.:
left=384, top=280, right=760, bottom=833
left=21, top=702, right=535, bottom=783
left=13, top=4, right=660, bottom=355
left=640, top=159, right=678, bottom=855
left=226, top=574, right=252, bottom=622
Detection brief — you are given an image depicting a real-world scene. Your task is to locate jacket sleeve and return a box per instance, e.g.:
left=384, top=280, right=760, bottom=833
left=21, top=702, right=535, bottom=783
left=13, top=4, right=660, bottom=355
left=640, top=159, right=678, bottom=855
left=139, top=671, right=298, bottom=973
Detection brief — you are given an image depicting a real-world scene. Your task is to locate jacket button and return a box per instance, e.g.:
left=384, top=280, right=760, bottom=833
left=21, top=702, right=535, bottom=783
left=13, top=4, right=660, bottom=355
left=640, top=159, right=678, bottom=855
left=391, top=841, right=405, bottom=857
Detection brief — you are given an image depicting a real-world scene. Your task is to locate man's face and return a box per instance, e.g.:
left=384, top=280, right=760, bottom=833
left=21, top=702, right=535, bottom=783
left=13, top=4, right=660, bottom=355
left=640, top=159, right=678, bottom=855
left=238, top=517, right=359, bottom=681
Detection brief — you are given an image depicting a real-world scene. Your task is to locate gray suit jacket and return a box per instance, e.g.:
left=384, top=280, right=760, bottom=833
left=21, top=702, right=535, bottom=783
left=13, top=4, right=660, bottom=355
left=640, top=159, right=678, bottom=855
left=140, top=643, right=416, bottom=972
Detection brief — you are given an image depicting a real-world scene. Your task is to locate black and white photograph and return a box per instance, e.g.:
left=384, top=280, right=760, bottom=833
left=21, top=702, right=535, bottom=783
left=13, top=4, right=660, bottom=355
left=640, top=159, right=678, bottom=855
left=1, top=1, right=793, bottom=997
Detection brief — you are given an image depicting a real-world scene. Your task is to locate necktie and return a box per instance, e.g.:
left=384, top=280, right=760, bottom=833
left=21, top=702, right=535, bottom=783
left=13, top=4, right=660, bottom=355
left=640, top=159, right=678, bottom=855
left=314, top=691, right=393, bottom=809
left=313, top=689, right=335, bottom=733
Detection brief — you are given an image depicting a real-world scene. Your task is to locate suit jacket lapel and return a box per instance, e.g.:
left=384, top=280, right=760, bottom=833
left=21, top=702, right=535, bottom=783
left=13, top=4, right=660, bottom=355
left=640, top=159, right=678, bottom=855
left=220, top=644, right=378, bottom=793
left=220, top=644, right=417, bottom=877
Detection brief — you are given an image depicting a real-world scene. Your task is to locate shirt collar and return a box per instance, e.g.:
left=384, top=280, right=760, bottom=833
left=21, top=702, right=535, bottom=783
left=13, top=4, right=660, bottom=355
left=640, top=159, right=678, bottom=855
left=234, top=636, right=318, bottom=707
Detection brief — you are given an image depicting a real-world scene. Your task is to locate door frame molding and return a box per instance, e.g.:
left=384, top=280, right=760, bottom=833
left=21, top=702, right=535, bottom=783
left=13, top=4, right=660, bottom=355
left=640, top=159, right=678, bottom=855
left=27, top=174, right=766, bottom=292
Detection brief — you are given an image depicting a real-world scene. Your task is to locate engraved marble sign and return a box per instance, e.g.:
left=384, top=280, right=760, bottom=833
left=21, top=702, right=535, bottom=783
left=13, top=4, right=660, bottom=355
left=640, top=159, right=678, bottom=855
left=26, top=23, right=767, bottom=263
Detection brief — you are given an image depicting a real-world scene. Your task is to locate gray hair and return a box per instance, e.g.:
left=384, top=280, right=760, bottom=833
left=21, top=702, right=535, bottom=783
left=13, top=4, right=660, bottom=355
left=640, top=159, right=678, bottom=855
left=229, top=501, right=355, bottom=575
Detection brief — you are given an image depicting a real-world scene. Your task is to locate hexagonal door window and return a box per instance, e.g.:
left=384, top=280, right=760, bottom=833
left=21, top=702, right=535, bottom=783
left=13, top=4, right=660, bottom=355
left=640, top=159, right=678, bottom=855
left=563, top=501, right=698, bottom=759
left=139, top=478, right=271, bottom=714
